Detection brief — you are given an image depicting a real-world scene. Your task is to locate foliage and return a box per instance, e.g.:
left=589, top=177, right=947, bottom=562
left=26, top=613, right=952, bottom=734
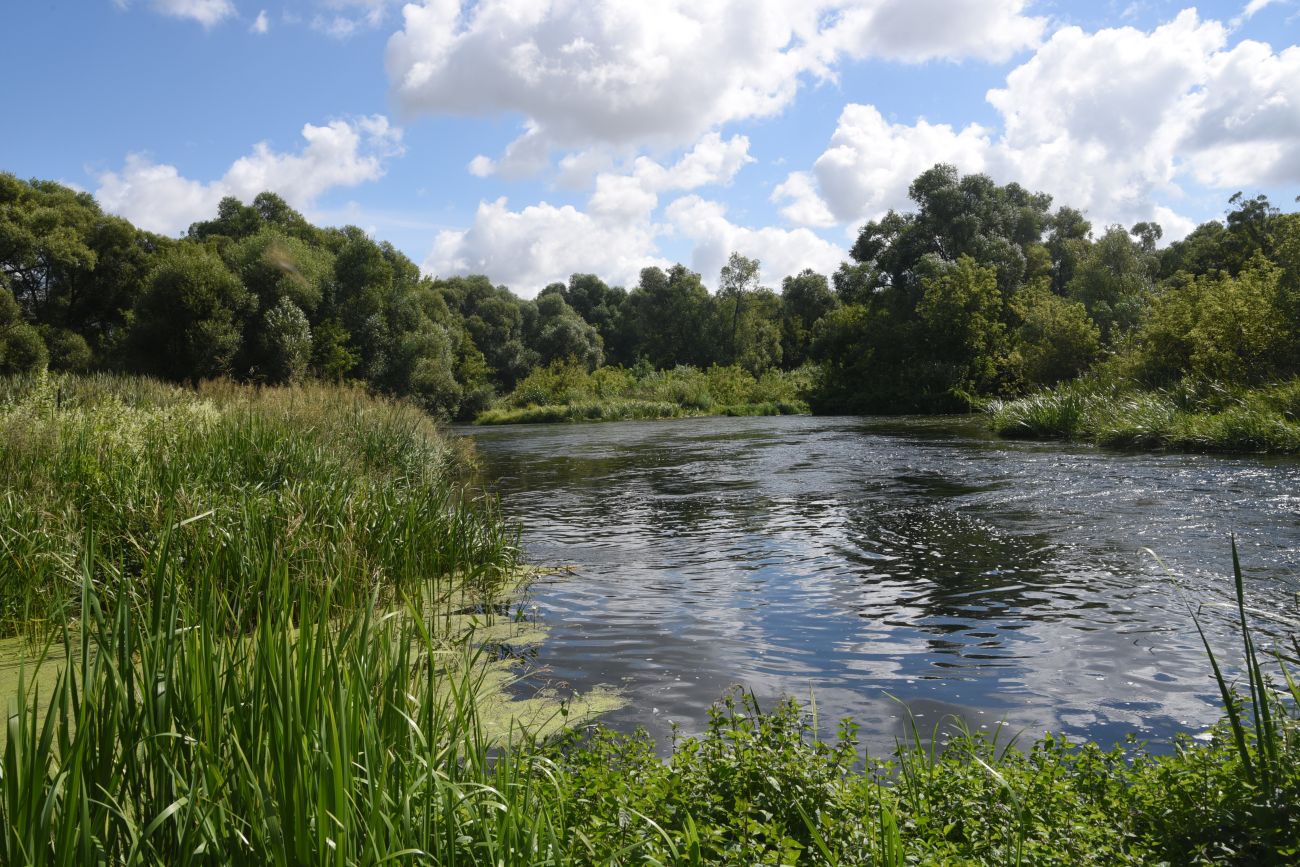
left=480, top=360, right=814, bottom=424
left=0, top=372, right=510, bottom=628
left=1065, top=226, right=1155, bottom=343
left=0, top=287, right=47, bottom=375
left=1008, top=282, right=1100, bottom=387
left=989, top=378, right=1300, bottom=453
left=5, top=168, right=1300, bottom=436
left=130, top=244, right=255, bottom=382
left=1131, top=260, right=1288, bottom=386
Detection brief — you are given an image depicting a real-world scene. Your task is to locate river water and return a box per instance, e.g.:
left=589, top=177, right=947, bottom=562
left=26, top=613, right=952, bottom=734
left=465, top=415, right=1300, bottom=753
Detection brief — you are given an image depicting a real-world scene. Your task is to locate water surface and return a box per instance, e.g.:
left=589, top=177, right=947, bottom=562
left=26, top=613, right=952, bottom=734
left=466, top=415, right=1300, bottom=752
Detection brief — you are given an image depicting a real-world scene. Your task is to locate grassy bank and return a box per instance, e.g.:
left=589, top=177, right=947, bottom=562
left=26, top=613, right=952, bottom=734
left=475, top=360, right=812, bottom=425
left=2, top=375, right=1299, bottom=863
left=988, top=378, right=1300, bottom=453
left=0, top=372, right=518, bottom=631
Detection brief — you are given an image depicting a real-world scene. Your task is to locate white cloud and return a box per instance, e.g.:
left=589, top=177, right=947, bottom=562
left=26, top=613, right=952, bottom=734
left=149, top=0, right=236, bottom=27
left=467, top=155, right=496, bottom=177
left=250, top=9, right=269, bottom=33
left=312, top=0, right=393, bottom=37
left=426, top=131, right=833, bottom=294
left=1179, top=39, right=1300, bottom=188
left=776, top=10, right=1300, bottom=236
left=424, top=197, right=668, bottom=292
left=771, top=172, right=837, bottom=228
left=95, top=116, right=403, bottom=235
left=816, top=0, right=1046, bottom=64
left=1238, top=0, right=1283, bottom=21
left=665, top=195, right=846, bottom=288
left=775, top=105, right=992, bottom=225
left=635, top=133, right=754, bottom=192
left=386, top=0, right=1043, bottom=169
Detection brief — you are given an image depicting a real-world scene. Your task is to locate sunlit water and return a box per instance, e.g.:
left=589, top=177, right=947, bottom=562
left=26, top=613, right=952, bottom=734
left=464, top=415, right=1300, bottom=753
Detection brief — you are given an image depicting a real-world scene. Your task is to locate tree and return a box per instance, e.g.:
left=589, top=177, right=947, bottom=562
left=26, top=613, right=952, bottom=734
left=534, top=294, right=604, bottom=369
left=1009, top=283, right=1099, bottom=386
left=1045, top=206, right=1092, bottom=292
left=780, top=269, right=837, bottom=368
left=717, top=252, right=761, bottom=364
left=260, top=297, right=312, bottom=384
left=130, top=245, right=254, bottom=382
left=560, top=273, right=626, bottom=361
left=0, top=175, right=163, bottom=364
left=620, top=265, right=712, bottom=368
left=915, top=255, right=1006, bottom=396
left=0, top=287, right=47, bottom=375
left=1066, top=226, right=1154, bottom=343
left=1134, top=261, right=1287, bottom=385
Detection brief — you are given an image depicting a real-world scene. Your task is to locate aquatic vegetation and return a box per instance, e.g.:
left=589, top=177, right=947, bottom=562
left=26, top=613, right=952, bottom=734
left=476, top=360, right=813, bottom=425
left=989, top=378, right=1300, bottom=453
left=0, top=371, right=514, bottom=631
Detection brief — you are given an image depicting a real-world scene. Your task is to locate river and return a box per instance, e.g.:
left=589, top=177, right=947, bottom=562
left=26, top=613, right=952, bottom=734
left=466, top=415, right=1300, bottom=753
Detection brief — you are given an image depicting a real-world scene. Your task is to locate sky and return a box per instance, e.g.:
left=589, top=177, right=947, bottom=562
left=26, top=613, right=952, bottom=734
left=4, top=0, right=1300, bottom=296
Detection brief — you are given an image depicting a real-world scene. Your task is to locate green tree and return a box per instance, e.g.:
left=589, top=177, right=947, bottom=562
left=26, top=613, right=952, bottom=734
left=130, top=244, right=254, bottom=382
left=1066, top=226, right=1154, bottom=343
left=780, top=269, right=837, bottom=368
left=717, top=252, right=761, bottom=364
left=260, top=297, right=312, bottom=384
left=915, top=255, right=1006, bottom=396
left=620, top=265, right=712, bottom=368
left=0, top=287, right=47, bottom=375
left=1134, top=261, right=1287, bottom=385
left=1008, top=282, right=1100, bottom=386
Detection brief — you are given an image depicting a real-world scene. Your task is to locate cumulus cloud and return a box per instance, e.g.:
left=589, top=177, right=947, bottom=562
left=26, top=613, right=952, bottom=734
left=115, top=0, right=236, bottom=27
left=95, top=116, right=403, bottom=235
left=250, top=9, right=269, bottom=34
left=386, top=0, right=1043, bottom=169
left=776, top=10, right=1300, bottom=238
left=774, top=105, right=992, bottom=225
left=664, top=196, right=846, bottom=289
left=312, top=0, right=393, bottom=38
left=425, top=198, right=668, bottom=292
left=426, top=131, right=833, bottom=294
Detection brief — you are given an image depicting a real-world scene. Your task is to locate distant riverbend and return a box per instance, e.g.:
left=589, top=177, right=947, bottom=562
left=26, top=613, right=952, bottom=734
left=466, top=414, right=1300, bottom=753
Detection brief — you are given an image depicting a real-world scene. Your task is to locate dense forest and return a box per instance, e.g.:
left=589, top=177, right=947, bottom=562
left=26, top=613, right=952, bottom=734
left=3, top=165, right=1298, bottom=421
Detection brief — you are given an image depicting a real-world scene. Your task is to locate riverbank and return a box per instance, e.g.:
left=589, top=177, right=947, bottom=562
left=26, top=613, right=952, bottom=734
left=474, top=359, right=812, bottom=425
left=988, top=378, right=1300, bottom=453
left=2, top=375, right=1297, bottom=863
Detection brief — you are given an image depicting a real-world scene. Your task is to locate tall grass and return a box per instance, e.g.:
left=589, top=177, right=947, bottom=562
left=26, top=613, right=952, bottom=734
left=988, top=377, right=1300, bottom=453
left=0, top=371, right=515, bottom=632
left=1, top=529, right=572, bottom=865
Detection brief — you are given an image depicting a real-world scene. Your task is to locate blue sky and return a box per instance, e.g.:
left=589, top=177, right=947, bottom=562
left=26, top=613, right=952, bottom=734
left=4, top=0, right=1298, bottom=295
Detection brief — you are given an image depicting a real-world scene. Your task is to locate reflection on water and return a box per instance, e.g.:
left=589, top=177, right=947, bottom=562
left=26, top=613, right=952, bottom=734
left=464, top=415, right=1300, bottom=753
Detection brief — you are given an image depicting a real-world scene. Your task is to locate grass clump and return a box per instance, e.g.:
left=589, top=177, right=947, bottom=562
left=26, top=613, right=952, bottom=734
left=475, top=360, right=813, bottom=425
left=0, top=371, right=515, bottom=631
left=989, top=377, right=1300, bottom=453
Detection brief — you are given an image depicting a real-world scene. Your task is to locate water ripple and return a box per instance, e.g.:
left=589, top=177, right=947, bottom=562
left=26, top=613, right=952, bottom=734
left=465, top=415, right=1300, bottom=753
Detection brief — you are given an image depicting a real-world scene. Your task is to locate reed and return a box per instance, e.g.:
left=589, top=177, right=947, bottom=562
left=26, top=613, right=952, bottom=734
left=989, top=378, right=1300, bottom=454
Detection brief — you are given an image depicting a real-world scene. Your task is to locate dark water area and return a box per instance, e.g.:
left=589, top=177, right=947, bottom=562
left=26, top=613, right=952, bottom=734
left=464, top=415, right=1300, bottom=754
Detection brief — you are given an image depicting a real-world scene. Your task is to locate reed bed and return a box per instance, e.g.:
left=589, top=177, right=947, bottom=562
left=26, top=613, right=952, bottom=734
left=0, top=371, right=514, bottom=632
left=988, top=378, right=1300, bottom=453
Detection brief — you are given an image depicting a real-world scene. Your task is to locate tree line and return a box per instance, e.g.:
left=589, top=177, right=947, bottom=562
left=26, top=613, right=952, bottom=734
left=3, top=166, right=1298, bottom=418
